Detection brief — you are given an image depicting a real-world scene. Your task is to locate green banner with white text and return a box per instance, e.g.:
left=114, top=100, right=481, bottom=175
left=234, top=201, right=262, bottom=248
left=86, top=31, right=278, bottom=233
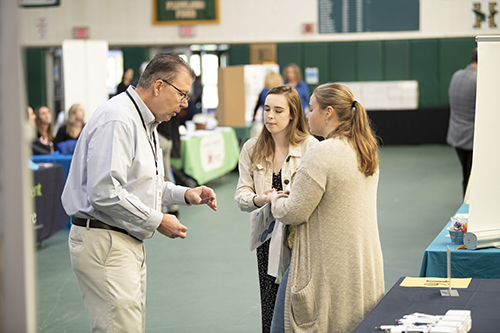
left=153, top=0, right=219, bottom=25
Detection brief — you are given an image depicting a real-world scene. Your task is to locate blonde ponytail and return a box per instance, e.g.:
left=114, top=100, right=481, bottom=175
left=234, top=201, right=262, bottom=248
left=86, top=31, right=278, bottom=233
left=314, top=83, right=379, bottom=176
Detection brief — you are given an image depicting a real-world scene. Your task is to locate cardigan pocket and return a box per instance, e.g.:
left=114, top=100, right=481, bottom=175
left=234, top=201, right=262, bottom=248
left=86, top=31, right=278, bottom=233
left=290, top=280, right=318, bottom=328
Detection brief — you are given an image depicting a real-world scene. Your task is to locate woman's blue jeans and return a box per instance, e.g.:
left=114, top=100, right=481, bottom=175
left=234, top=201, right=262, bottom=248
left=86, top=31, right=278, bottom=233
left=270, top=265, right=289, bottom=333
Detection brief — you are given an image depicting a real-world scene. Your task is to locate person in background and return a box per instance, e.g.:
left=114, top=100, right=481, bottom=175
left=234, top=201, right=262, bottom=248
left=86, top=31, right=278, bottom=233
left=157, top=112, right=182, bottom=216
left=62, top=53, right=217, bottom=332
left=253, top=71, right=284, bottom=122
left=32, top=106, right=54, bottom=155
left=447, top=48, right=478, bottom=196
left=283, top=63, right=309, bottom=115
left=131, top=61, right=149, bottom=87
left=266, top=83, right=384, bottom=332
left=235, top=85, right=318, bottom=333
left=178, top=76, right=203, bottom=126
left=53, top=103, right=86, bottom=149
left=116, top=67, right=134, bottom=95
left=178, top=92, right=201, bottom=127
left=53, top=109, right=65, bottom=135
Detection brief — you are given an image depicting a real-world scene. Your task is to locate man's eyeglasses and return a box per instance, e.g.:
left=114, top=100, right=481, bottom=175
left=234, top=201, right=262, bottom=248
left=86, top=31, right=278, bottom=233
left=162, top=80, right=190, bottom=102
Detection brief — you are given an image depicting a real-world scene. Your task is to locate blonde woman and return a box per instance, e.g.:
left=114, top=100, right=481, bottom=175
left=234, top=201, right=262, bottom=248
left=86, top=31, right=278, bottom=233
left=253, top=71, right=285, bottom=122
left=267, top=83, right=384, bottom=332
left=235, top=85, right=318, bottom=333
left=283, top=63, right=309, bottom=114
left=54, top=104, right=85, bottom=148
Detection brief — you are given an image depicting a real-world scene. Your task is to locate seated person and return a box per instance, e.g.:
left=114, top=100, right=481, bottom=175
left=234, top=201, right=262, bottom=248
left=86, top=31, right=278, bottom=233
left=32, top=106, right=54, bottom=155
left=53, top=104, right=86, bottom=150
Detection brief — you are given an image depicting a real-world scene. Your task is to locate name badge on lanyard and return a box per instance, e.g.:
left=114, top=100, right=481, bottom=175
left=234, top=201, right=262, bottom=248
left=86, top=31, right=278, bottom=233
left=156, top=174, right=162, bottom=212
left=126, top=90, right=162, bottom=212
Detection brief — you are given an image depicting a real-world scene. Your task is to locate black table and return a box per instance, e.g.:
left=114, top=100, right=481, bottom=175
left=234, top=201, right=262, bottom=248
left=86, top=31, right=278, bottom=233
left=367, top=106, right=449, bottom=145
left=353, top=277, right=500, bottom=333
left=33, top=164, right=69, bottom=243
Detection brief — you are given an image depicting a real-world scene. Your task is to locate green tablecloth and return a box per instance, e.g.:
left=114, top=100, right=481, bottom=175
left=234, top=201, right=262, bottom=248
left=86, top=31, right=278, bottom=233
left=171, top=127, right=240, bottom=185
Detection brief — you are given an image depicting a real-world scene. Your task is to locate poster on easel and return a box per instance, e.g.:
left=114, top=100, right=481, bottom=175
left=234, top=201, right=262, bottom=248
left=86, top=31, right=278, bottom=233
left=465, top=36, right=500, bottom=248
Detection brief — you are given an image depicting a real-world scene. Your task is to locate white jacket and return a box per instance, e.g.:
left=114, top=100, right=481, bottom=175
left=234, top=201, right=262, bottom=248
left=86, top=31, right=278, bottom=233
left=234, top=135, right=318, bottom=281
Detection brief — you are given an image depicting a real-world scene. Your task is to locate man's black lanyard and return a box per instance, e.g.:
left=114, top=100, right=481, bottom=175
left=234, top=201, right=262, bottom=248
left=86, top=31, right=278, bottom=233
left=126, top=90, right=158, bottom=175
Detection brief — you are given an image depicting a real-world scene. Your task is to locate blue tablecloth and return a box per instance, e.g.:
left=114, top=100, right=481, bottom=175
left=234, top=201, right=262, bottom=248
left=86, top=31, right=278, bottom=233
left=32, top=153, right=73, bottom=178
left=419, top=203, right=500, bottom=278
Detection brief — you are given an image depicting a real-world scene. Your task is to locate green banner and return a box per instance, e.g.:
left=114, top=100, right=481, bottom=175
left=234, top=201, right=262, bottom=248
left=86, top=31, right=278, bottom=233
left=153, top=0, right=219, bottom=25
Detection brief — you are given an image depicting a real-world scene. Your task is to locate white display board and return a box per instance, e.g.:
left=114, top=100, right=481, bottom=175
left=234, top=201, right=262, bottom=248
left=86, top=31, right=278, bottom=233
left=243, top=64, right=280, bottom=123
left=468, top=36, right=500, bottom=233
left=335, top=80, right=419, bottom=110
left=62, top=40, right=109, bottom=120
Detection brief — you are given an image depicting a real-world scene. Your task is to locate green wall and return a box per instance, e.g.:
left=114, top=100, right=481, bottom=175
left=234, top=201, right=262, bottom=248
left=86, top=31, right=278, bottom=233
left=412, top=39, right=442, bottom=107
left=228, top=44, right=250, bottom=66
left=24, top=38, right=476, bottom=112
left=122, top=47, right=150, bottom=81
left=25, top=48, right=47, bottom=109
left=230, top=37, right=477, bottom=108
left=438, top=38, right=477, bottom=105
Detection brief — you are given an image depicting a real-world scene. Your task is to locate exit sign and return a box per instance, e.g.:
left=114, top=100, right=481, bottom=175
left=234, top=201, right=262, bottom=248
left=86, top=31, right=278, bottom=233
left=179, top=25, right=195, bottom=37
left=73, top=27, right=89, bottom=39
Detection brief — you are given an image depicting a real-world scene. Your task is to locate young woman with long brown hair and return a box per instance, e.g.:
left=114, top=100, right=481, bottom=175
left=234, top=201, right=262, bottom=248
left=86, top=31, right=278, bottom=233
left=32, top=106, right=54, bottom=154
left=267, top=83, right=384, bottom=332
left=235, top=85, right=318, bottom=333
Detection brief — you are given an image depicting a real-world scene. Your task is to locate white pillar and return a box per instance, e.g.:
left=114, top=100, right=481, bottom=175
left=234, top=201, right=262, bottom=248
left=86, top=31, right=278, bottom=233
left=0, top=0, right=37, bottom=331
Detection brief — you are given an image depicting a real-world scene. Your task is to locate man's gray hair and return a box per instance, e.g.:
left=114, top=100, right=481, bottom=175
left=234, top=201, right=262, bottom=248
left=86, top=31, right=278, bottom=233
left=137, top=53, right=195, bottom=89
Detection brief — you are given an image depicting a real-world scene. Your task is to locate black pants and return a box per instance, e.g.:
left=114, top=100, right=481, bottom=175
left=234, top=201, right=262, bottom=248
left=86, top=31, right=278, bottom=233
left=256, top=239, right=279, bottom=333
left=455, top=148, right=473, bottom=196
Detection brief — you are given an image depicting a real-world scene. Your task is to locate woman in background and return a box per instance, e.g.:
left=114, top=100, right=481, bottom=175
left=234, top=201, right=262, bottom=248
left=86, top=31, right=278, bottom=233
left=283, top=63, right=309, bottom=115
left=267, top=83, right=384, bottom=332
left=32, top=106, right=54, bottom=155
left=54, top=103, right=85, bottom=149
left=253, top=71, right=284, bottom=122
left=235, top=85, right=318, bottom=333
left=116, top=67, right=134, bottom=95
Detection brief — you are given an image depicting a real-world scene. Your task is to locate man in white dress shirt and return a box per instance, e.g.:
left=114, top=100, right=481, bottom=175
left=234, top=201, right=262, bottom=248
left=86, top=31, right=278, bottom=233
left=62, top=53, right=217, bottom=332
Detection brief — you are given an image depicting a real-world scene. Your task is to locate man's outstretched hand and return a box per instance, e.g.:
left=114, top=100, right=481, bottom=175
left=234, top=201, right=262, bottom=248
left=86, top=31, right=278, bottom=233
left=185, top=186, right=217, bottom=211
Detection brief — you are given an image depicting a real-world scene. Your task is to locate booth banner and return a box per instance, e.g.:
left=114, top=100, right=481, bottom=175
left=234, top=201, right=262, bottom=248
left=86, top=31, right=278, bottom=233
left=200, top=132, right=225, bottom=172
left=153, top=0, right=219, bottom=25
left=33, top=165, right=69, bottom=243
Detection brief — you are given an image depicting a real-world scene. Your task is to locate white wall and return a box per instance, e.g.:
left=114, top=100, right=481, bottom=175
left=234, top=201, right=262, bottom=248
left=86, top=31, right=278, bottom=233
left=19, top=0, right=500, bottom=47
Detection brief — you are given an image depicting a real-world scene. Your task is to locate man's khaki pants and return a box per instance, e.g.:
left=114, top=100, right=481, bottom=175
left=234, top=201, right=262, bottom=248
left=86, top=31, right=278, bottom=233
left=69, top=225, right=147, bottom=332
